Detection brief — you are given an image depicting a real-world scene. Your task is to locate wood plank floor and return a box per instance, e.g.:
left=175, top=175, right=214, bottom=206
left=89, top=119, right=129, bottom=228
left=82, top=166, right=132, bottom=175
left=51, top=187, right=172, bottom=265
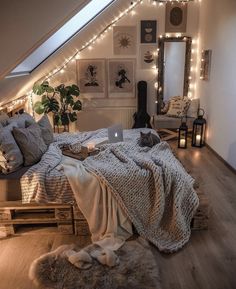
left=0, top=142, right=236, bottom=289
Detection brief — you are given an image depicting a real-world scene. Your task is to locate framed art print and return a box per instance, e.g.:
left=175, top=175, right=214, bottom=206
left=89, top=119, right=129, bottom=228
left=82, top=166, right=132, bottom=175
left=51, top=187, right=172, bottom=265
left=140, top=45, right=157, bottom=69
left=140, top=20, right=157, bottom=44
left=108, top=59, right=135, bottom=98
left=77, top=59, right=106, bottom=98
left=200, top=50, right=212, bottom=80
left=165, top=2, right=187, bottom=33
left=113, top=26, right=137, bottom=55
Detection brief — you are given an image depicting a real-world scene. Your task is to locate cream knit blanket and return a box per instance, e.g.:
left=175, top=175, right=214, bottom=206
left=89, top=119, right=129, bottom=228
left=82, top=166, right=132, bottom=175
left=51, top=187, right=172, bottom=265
left=83, top=141, right=199, bottom=253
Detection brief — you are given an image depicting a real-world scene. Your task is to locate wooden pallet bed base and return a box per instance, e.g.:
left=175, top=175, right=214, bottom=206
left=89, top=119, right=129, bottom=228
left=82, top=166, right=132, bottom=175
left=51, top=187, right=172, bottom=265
left=0, top=186, right=208, bottom=237
left=0, top=202, right=74, bottom=237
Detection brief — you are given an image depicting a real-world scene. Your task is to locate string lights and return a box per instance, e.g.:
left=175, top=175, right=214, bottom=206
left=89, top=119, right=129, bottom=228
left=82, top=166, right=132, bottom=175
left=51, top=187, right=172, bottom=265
left=0, top=0, right=200, bottom=113
left=153, top=32, right=199, bottom=101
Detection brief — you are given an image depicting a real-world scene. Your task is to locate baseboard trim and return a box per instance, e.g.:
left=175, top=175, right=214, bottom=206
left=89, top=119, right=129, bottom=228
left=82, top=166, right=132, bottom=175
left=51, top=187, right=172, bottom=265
left=206, top=144, right=236, bottom=175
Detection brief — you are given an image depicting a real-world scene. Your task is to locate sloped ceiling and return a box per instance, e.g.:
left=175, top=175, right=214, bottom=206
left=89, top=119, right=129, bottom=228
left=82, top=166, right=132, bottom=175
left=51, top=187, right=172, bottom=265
left=0, top=0, right=128, bottom=105
left=0, top=0, right=90, bottom=79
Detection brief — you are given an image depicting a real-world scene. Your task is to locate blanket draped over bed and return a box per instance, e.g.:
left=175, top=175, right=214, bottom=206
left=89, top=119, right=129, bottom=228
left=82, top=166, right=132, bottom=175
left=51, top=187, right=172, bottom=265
left=21, top=129, right=199, bottom=253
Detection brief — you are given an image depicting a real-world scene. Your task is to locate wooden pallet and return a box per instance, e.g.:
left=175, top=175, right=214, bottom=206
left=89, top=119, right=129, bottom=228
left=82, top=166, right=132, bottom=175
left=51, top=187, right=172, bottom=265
left=0, top=201, right=74, bottom=236
left=72, top=204, right=90, bottom=236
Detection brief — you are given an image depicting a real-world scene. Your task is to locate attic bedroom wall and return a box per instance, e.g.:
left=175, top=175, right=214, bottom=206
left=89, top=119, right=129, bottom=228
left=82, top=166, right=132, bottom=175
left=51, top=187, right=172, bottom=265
left=0, top=0, right=90, bottom=79
left=0, top=0, right=200, bottom=131
left=197, top=0, right=236, bottom=170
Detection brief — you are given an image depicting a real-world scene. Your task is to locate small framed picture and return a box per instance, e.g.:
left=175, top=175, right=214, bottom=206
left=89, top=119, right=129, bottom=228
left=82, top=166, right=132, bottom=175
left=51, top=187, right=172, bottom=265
left=108, top=59, right=136, bottom=98
left=200, top=50, right=212, bottom=80
left=140, top=45, right=157, bottom=69
left=113, top=26, right=137, bottom=55
left=140, top=20, right=157, bottom=44
left=77, top=59, right=106, bottom=98
left=165, top=2, right=187, bottom=33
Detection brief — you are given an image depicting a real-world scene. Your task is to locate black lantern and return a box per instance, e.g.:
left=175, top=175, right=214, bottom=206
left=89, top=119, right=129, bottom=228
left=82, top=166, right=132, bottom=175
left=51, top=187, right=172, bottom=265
left=192, top=108, right=207, bottom=148
left=178, top=118, right=188, bottom=149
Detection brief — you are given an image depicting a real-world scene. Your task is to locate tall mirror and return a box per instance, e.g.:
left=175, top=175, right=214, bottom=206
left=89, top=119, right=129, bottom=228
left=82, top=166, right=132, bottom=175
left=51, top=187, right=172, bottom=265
left=156, top=36, right=192, bottom=114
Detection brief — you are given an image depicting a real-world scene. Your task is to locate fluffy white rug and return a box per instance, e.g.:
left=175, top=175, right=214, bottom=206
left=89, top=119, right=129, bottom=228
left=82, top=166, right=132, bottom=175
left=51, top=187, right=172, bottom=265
left=29, top=238, right=160, bottom=289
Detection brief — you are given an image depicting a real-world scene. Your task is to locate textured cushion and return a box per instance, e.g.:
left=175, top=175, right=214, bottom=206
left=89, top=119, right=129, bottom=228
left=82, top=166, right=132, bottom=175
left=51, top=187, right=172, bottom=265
left=13, top=123, right=47, bottom=166
left=36, top=115, right=54, bottom=145
left=8, top=112, right=35, bottom=128
left=161, top=96, right=181, bottom=114
left=166, top=96, right=191, bottom=118
left=0, top=112, right=9, bottom=127
left=0, top=122, right=24, bottom=174
left=187, top=98, right=200, bottom=118
left=26, top=114, right=54, bottom=146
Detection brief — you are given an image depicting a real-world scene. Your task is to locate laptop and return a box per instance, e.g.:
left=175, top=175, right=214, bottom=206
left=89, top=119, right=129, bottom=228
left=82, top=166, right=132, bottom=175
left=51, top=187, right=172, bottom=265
left=108, top=124, right=124, bottom=143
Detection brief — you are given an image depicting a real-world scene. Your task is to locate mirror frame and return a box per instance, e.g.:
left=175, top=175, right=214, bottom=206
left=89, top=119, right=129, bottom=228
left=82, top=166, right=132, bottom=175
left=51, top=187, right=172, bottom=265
left=156, top=36, right=192, bottom=114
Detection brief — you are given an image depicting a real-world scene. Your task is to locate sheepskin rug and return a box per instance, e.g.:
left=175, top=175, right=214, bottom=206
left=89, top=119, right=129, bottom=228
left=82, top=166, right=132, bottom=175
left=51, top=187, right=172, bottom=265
left=29, top=238, right=160, bottom=289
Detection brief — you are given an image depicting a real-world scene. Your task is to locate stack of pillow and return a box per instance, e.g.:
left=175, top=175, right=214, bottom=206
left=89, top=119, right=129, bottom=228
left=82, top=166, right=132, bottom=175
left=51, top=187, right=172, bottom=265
left=0, top=112, right=54, bottom=174
left=161, top=96, right=199, bottom=118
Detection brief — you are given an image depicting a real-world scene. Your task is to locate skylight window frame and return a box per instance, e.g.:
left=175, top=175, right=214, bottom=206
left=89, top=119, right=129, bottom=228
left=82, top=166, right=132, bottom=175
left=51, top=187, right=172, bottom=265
left=7, top=0, right=115, bottom=78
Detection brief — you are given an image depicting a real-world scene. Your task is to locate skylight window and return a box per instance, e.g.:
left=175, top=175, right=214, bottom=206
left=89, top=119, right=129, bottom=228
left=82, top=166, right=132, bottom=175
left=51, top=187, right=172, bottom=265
left=7, top=0, right=115, bottom=78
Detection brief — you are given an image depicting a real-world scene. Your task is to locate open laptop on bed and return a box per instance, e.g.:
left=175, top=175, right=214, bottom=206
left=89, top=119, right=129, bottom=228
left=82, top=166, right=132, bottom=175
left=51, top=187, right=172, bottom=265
left=108, top=124, right=123, bottom=143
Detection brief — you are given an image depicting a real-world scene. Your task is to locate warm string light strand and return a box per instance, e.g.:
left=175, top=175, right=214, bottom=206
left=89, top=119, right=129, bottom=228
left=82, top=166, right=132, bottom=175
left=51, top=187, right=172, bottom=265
left=43, top=0, right=143, bottom=83
left=153, top=33, right=199, bottom=100
left=0, top=0, right=200, bottom=113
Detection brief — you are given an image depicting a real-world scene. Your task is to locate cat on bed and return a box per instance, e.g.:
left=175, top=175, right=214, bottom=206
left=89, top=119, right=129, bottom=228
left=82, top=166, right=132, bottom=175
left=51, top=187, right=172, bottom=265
left=138, top=131, right=160, bottom=148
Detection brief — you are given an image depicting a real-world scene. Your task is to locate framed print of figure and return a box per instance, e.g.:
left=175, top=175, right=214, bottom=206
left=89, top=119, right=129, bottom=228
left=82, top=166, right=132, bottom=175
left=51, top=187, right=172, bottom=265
left=77, top=59, right=106, bottom=98
left=108, top=59, right=135, bottom=98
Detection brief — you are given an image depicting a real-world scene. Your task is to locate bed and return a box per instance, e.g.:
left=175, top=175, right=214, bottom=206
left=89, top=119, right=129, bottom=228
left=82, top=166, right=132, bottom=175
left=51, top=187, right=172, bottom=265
left=16, top=127, right=199, bottom=253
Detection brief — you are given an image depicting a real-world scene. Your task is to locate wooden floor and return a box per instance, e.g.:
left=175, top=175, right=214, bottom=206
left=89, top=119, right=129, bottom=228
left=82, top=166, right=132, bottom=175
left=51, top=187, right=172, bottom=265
left=0, top=142, right=236, bottom=289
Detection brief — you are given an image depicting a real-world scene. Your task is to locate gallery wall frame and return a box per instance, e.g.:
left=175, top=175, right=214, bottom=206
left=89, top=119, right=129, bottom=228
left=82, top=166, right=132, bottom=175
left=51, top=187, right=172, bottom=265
left=107, top=58, right=136, bottom=98
left=165, top=2, right=188, bottom=33
left=140, top=20, right=157, bottom=44
left=200, top=50, right=212, bottom=81
left=140, top=45, right=157, bottom=69
left=77, top=59, right=107, bottom=98
left=113, top=26, right=137, bottom=55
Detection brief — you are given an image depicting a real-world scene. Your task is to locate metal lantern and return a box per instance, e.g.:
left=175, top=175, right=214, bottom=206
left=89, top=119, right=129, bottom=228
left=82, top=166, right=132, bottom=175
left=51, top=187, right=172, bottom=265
left=178, top=118, right=188, bottom=149
left=192, top=108, right=207, bottom=148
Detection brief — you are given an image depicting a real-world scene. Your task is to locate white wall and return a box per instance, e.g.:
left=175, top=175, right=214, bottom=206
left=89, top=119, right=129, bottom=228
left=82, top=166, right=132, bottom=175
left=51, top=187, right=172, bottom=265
left=197, top=0, right=236, bottom=170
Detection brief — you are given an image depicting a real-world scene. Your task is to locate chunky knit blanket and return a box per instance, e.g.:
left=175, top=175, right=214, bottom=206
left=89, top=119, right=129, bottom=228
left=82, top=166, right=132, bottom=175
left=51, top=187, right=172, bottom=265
left=21, top=128, right=198, bottom=253
left=83, top=141, right=199, bottom=253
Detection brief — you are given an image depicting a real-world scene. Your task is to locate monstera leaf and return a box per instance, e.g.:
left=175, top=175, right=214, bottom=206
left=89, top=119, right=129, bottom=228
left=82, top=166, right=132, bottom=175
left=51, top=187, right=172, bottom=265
left=33, top=81, right=54, bottom=95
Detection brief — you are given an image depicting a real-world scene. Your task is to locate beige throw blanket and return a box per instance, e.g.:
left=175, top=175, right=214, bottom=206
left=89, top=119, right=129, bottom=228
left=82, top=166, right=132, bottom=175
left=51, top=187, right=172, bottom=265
left=61, top=156, right=133, bottom=251
left=83, top=141, right=199, bottom=253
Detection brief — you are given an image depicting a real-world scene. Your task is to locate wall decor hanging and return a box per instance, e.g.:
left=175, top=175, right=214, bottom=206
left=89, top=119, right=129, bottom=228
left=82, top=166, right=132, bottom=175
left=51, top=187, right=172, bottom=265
left=77, top=59, right=106, bottom=98
left=140, top=45, right=157, bottom=69
left=165, top=2, right=187, bottom=33
left=200, top=50, right=212, bottom=80
left=140, top=20, right=157, bottom=44
left=113, top=26, right=137, bottom=55
left=108, top=59, right=135, bottom=98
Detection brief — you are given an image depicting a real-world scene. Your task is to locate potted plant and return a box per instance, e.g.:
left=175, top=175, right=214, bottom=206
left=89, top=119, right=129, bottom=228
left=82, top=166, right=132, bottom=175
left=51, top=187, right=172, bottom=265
left=33, top=81, right=82, bottom=132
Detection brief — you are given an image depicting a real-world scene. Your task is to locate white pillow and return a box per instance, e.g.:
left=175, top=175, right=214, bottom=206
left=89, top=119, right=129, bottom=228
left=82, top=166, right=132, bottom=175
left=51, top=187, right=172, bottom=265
left=187, top=98, right=200, bottom=118
left=0, top=122, right=24, bottom=174
left=166, top=96, right=191, bottom=118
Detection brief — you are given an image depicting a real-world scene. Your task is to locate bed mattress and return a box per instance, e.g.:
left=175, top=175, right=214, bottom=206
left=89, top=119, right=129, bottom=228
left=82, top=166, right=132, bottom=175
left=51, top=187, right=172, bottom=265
left=0, top=167, right=30, bottom=201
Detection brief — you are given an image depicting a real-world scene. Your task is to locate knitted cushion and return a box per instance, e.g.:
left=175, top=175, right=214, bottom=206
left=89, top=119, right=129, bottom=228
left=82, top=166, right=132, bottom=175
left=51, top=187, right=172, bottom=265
left=166, top=96, right=191, bottom=118
left=0, top=122, right=24, bottom=174
left=13, top=123, right=47, bottom=166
